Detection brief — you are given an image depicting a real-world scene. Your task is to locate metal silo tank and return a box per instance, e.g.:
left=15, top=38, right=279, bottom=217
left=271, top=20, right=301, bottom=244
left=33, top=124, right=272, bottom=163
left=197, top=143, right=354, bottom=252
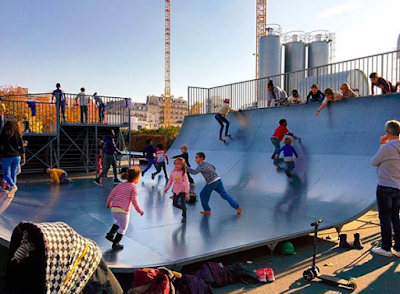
left=308, top=31, right=332, bottom=76
left=284, top=31, right=306, bottom=94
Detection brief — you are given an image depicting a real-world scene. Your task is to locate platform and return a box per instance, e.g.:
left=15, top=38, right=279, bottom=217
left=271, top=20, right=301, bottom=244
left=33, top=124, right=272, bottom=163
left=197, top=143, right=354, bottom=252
left=1, top=94, right=399, bottom=272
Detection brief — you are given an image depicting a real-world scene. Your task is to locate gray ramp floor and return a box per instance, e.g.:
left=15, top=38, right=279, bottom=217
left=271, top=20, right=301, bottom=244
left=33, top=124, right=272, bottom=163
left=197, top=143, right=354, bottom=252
left=1, top=94, right=399, bottom=272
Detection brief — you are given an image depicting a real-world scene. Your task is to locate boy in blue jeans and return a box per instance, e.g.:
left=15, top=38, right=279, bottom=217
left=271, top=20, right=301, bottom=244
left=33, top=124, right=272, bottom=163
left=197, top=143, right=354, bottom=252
left=142, top=139, right=157, bottom=176
left=187, top=152, right=241, bottom=215
left=275, top=137, right=300, bottom=177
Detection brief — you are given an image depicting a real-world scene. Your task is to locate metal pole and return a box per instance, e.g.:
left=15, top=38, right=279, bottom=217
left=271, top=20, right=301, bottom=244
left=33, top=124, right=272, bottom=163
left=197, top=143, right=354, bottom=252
left=128, top=108, right=132, bottom=167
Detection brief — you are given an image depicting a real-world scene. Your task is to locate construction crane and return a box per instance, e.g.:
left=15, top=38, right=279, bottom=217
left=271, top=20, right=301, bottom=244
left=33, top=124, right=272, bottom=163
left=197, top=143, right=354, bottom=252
left=164, top=0, right=171, bottom=127
left=255, top=0, right=267, bottom=80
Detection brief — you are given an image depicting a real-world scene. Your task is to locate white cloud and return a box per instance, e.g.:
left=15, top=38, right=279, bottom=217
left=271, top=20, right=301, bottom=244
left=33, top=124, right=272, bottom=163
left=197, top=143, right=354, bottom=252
left=318, top=2, right=362, bottom=19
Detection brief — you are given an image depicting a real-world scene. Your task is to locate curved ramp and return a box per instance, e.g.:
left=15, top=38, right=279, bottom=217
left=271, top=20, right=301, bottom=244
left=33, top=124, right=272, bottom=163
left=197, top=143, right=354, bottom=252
left=0, top=95, right=398, bottom=272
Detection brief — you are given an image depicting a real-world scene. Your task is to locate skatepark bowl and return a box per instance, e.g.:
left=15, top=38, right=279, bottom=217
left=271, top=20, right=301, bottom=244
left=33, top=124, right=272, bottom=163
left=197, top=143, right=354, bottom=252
left=1, top=94, right=399, bottom=272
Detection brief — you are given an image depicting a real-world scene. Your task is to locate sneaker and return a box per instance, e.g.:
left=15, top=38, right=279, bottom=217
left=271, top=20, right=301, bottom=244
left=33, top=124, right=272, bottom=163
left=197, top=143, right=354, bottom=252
left=255, top=268, right=267, bottom=283
left=371, top=247, right=393, bottom=257
left=285, top=170, right=291, bottom=177
left=200, top=211, right=211, bottom=215
left=392, top=249, right=400, bottom=257
left=151, top=173, right=155, bottom=180
left=8, top=186, right=18, bottom=198
left=93, top=179, right=102, bottom=186
left=265, top=267, right=275, bottom=282
left=112, top=243, right=124, bottom=250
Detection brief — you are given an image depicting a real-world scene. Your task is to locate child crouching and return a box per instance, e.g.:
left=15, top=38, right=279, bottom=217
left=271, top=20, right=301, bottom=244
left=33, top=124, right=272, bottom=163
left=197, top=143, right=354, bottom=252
left=275, top=137, right=300, bottom=177
left=106, top=166, right=144, bottom=250
left=46, top=167, right=73, bottom=184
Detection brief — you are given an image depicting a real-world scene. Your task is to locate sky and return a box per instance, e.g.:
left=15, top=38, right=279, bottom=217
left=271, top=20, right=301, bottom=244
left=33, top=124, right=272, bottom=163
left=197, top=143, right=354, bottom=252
left=1, top=0, right=399, bottom=103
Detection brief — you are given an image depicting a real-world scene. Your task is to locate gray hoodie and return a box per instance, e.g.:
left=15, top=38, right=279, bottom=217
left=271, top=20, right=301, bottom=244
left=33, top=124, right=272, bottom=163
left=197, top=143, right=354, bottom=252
left=371, top=139, right=400, bottom=189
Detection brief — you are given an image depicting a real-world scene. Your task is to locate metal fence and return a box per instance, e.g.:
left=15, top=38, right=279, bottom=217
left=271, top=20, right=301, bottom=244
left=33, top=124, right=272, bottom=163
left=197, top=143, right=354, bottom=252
left=188, top=49, right=400, bottom=114
left=0, top=93, right=131, bottom=134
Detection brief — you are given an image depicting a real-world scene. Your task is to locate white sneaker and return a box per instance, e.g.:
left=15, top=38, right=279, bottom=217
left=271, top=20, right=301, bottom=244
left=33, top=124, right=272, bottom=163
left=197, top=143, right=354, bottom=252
left=8, top=186, right=18, bottom=198
left=371, top=247, right=393, bottom=257
left=392, top=249, right=400, bottom=257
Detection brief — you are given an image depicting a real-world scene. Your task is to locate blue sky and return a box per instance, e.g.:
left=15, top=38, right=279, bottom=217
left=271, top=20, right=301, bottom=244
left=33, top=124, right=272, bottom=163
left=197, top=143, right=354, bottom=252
left=1, top=0, right=399, bottom=102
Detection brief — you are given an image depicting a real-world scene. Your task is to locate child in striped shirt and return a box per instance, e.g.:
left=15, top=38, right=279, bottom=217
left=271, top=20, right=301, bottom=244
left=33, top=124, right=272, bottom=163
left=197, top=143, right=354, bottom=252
left=165, top=157, right=190, bottom=222
left=106, top=166, right=144, bottom=250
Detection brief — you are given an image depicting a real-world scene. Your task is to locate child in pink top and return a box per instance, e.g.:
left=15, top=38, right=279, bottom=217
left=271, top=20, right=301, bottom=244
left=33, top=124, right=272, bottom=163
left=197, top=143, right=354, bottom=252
left=105, top=166, right=144, bottom=250
left=165, top=157, right=190, bottom=222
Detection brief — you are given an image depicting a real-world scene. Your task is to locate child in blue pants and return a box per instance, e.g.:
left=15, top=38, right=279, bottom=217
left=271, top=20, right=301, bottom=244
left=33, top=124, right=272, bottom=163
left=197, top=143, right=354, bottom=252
left=142, top=139, right=157, bottom=176
left=187, top=152, right=241, bottom=215
left=275, top=137, right=300, bottom=177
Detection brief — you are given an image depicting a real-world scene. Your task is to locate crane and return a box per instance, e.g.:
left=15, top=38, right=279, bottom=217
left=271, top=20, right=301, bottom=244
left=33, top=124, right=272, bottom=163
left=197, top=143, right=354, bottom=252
left=255, top=0, right=267, bottom=80
left=164, top=0, right=171, bottom=127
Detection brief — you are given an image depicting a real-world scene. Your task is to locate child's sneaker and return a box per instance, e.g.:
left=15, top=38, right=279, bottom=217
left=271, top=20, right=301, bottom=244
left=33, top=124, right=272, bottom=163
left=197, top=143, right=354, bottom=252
left=265, top=267, right=275, bottom=282
left=93, top=179, right=102, bottom=186
left=151, top=173, right=155, bottom=180
left=255, top=268, right=267, bottom=282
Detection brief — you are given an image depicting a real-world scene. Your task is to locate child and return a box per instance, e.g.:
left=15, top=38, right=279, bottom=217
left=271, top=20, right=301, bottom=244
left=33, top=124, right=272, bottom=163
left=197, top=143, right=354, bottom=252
left=306, top=84, right=325, bottom=104
left=315, top=88, right=343, bottom=117
left=152, top=144, right=169, bottom=181
left=142, top=139, right=157, bottom=176
left=369, top=72, right=400, bottom=95
left=215, top=98, right=236, bottom=142
left=267, top=80, right=287, bottom=107
left=172, top=144, right=194, bottom=185
left=287, top=89, right=304, bottom=104
left=340, top=83, right=358, bottom=99
left=271, top=119, right=300, bottom=169
left=275, top=137, right=300, bottom=177
left=164, top=158, right=190, bottom=222
left=46, top=167, right=73, bottom=184
left=106, top=166, right=144, bottom=250
left=187, top=152, right=241, bottom=215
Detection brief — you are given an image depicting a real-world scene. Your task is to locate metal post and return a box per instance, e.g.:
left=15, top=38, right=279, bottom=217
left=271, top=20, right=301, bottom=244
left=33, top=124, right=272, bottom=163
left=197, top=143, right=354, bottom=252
left=128, top=108, right=132, bottom=167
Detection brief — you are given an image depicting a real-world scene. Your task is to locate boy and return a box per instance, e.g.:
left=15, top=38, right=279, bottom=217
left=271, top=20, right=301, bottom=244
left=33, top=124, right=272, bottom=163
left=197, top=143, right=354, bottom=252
left=46, top=167, right=73, bottom=184
left=271, top=119, right=300, bottom=169
left=275, top=137, right=300, bottom=177
left=315, top=88, right=343, bottom=117
left=75, top=87, right=89, bottom=123
left=369, top=72, right=400, bottom=95
left=51, top=83, right=67, bottom=123
left=151, top=144, right=169, bottom=180
left=215, top=98, right=237, bottom=142
left=187, top=152, right=241, bottom=215
left=306, top=84, right=324, bottom=104
left=287, top=89, right=304, bottom=104
left=142, top=139, right=157, bottom=176
left=172, top=144, right=194, bottom=185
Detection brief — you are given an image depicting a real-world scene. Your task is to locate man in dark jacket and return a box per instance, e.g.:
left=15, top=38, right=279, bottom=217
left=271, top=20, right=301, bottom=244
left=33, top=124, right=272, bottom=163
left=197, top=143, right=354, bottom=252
left=94, top=129, right=121, bottom=185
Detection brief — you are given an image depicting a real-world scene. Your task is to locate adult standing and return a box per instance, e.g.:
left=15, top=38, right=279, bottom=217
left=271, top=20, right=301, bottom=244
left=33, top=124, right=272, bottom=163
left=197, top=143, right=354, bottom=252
left=94, top=129, right=121, bottom=186
left=75, top=87, right=89, bottom=123
left=371, top=120, right=400, bottom=257
left=93, top=92, right=105, bottom=123
left=51, top=83, right=67, bottom=123
left=0, top=121, right=26, bottom=198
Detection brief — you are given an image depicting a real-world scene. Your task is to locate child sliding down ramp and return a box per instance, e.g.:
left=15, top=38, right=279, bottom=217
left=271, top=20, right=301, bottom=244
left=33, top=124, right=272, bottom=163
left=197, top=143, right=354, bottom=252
left=7, top=221, right=123, bottom=294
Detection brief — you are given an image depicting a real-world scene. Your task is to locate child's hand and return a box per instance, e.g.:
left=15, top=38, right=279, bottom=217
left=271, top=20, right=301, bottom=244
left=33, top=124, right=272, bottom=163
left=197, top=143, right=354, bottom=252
left=185, top=193, right=190, bottom=201
left=380, top=135, right=388, bottom=145
left=164, top=189, right=168, bottom=193
left=140, top=210, right=144, bottom=216
left=315, top=111, right=320, bottom=117
left=274, top=154, right=279, bottom=159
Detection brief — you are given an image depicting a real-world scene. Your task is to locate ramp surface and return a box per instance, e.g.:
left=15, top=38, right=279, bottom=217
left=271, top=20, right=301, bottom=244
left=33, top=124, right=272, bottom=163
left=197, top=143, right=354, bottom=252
left=1, top=95, right=399, bottom=272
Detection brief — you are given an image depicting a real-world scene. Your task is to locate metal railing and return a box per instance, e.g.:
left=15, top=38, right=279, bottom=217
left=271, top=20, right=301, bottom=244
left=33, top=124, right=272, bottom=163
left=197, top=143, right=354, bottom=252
left=0, top=93, right=131, bottom=134
left=188, top=49, right=400, bottom=114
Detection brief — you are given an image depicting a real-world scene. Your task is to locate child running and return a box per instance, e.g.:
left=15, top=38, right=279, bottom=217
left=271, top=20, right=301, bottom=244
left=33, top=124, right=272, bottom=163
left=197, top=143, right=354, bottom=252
left=164, top=157, right=190, bottom=222
left=142, top=139, right=157, bottom=176
left=275, top=137, right=300, bottom=177
left=187, top=152, right=241, bottom=215
left=172, top=144, right=194, bottom=185
left=46, top=167, right=73, bottom=184
left=271, top=119, right=300, bottom=169
left=106, top=166, right=144, bottom=250
left=152, top=144, right=169, bottom=181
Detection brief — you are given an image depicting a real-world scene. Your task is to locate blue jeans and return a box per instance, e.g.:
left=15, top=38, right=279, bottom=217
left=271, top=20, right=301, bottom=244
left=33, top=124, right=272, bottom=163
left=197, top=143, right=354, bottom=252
left=271, top=137, right=281, bottom=165
left=376, top=185, right=400, bottom=251
left=80, top=105, right=88, bottom=123
left=99, top=103, right=105, bottom=123
left=200, top=179, right=239, bottom=211
left=143, top=158, right=157, bottom=174
left=286, top=161, right=295, bottom=171
left=2, top=156, right=21, bottom=188
left=308, top=96, right=324, bottom=103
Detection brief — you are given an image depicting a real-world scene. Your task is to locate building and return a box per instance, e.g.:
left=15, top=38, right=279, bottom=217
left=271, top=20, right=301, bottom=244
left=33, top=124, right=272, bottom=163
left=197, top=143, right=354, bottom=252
left=146, top=95, right=188, bottom=128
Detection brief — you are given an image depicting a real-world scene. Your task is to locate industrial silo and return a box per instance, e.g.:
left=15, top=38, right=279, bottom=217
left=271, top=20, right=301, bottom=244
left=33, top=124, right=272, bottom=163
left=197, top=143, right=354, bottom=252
left=397, top=34, right=400, bottom=81
left=284, top=31, right=306, bottom=94
left=308, top=31, right=333, bottom=76
left=258, top=24, right=282, bottom=106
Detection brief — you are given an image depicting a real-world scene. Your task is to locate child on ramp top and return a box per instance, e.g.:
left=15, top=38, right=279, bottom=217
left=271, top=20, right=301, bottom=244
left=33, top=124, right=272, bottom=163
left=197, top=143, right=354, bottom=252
left=271, top=119, right=300, bottom=169
left=215, top=99, right=237, bottom=143
left=164, top=157, right=190, bottom=223
left=275, top=137, right=300, bottom=177
left=187, top=152, right=241, bottom=215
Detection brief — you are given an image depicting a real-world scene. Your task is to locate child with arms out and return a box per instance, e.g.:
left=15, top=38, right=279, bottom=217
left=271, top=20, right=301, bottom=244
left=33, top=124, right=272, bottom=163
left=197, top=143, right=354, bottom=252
left=275, top=137, right=300, bottom=177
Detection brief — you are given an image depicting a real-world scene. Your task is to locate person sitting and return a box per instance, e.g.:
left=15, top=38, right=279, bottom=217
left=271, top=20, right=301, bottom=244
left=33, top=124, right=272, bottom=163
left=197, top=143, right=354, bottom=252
left=306, top=84, right=324, bottom=104
left=340, top=83, right=358, bottom=99
left=369, top=72, right=400, bottom=95
left=315, top=88, right=343, bottom=117
left=287, top=90, right=304, bottom=104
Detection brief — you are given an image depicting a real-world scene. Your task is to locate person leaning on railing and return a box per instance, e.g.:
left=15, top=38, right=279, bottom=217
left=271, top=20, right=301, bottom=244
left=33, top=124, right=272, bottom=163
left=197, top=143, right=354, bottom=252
left=267, top=80, right=287, bottom=107
left=315, top=88, right=343, bottom=117
left=340, top=83, right=358, bottom=99
left=93, top=92, right=105, bottom=123
left=369, top=73, right=400, bottom=96
left=287, top=90, right=305, bottom=104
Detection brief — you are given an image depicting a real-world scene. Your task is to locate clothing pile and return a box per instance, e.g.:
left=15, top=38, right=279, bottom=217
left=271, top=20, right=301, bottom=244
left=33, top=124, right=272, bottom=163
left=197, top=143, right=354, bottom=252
left=6, top=221, right=123, bottom=294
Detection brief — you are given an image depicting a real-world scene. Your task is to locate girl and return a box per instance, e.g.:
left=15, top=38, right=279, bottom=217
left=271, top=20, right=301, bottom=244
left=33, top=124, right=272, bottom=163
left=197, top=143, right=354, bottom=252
left=164, top=158, right=190, bottom=222
left=106, top=166, right=144, bottom=250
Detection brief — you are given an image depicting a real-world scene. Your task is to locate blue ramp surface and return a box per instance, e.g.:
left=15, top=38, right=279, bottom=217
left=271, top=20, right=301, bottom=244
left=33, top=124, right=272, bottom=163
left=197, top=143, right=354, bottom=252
left=0, top=95, right=398, bottom=272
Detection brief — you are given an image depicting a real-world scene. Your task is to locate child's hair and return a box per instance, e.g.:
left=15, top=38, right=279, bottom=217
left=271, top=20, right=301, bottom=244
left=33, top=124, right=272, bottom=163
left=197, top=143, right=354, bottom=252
left=279, top=119, right=287, bottom=125
left=324, top=88, right=334, bottom=96
left=340, top=83, right=350, bottom=91
left=145, top=139, right=152, bottom=145
left=268, top=80, right=274, bottom=87
left=292, top=89, right=299, bottom=96
left=174, top=157, right=187, bottom=175
left=156, top=144, right=163, bottom=150
left=196, top=152, right=206, bottom=159
left=45, top=167, right=51, bottom=173
left=284, top=137, right=293, bottom=145
left=56, top=83, right=61, bottom=88
left=311, top=84, right=318, bottom=89
left=93, top=92, right=98, bottom=96
left=120, top=166, right=141, bottom=182
left=180, top=144, right=188, bottom=151
left=80, top=87, right=85, bottom=92
left=369, top=72, right=378, bottom=79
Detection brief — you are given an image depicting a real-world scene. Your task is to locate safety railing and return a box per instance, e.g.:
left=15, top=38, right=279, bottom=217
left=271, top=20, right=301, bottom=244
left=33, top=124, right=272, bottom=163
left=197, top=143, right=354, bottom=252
left=0, top=93, right=132, bottom=134
left=188, top=49, right=400, bottom=114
